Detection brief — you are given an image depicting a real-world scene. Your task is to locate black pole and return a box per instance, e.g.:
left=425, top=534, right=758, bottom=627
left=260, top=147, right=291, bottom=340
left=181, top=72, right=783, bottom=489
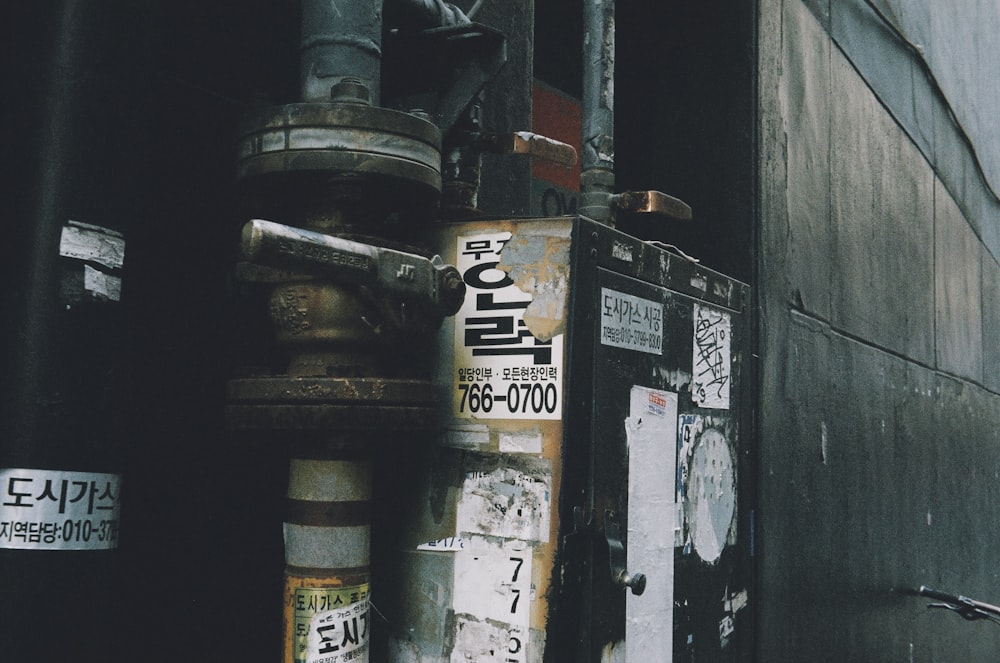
left=0, top=2, right=149, bottom=658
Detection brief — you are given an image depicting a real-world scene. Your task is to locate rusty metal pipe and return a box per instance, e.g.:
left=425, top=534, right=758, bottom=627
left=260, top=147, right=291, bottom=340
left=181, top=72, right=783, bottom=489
left=580, top=0, right=616, bottom=225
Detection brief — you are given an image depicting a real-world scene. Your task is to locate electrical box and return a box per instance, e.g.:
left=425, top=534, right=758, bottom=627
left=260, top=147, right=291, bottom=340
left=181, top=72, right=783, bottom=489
left=382, top=216, right=752, bottom=663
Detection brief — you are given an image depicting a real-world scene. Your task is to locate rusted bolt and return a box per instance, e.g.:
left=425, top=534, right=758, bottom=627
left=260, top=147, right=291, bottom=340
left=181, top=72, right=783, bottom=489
left=330, top=77, right=371, bottom=105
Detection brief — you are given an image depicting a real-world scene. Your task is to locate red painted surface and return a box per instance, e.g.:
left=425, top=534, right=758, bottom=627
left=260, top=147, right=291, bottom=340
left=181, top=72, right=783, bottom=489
left=532, top=81, right=582, bottom=191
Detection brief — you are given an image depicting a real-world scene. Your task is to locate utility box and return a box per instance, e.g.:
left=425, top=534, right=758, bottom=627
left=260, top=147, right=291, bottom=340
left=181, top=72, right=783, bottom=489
left=383, top=216, right=752, bottom=663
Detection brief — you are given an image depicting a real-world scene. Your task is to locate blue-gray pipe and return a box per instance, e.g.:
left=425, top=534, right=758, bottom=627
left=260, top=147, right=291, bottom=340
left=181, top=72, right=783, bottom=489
left=300, top=0, right=470, bottom=105
left=300, top=0, right=385, bottom=103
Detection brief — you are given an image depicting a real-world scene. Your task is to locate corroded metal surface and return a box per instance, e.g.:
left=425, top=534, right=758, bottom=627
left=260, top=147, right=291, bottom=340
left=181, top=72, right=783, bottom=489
left=237, top=102, right=441, bottom=195
left=227, top=376, right=438, bottom=405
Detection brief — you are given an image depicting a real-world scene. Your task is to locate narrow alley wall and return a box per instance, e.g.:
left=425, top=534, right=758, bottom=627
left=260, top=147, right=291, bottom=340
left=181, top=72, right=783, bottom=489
left=758, top=1, right=1000, bottom=660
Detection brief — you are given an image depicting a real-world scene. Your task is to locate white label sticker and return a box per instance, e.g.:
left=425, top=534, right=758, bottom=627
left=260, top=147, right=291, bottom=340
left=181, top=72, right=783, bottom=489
left=454, top=233, right=563, bottom=420
left=692, top=304, right=731, bottom=409
left=600, top=288, right=663, bottom=355
left=0, top=469, right=121, bottom=550
left=59, top=221, right=125, bottom=270
left=307, top=597, right=369, bottom=663
left=453, top=537, right=532, bottom=627
left=456, top=466, right=550, bottom=543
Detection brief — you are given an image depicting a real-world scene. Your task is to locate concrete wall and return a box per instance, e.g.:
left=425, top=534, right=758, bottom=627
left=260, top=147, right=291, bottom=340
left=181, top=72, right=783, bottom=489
left=758, top=1, right=1000, bottom=659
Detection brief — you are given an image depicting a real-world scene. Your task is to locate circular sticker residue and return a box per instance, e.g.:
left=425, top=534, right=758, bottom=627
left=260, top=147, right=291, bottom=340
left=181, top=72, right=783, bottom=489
left=684, top=429, right=736, bottom=563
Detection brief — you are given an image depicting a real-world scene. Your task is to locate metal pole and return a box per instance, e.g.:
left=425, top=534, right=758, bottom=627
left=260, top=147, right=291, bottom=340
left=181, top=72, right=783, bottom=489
left=580, top=0, right=616, bottom=225
left=0, top=1, right=136, bottom=658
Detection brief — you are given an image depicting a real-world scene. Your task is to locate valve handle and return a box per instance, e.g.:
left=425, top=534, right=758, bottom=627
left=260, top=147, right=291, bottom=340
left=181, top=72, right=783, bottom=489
left=613, top=190, right=693, bottom=221
left=476, top=131, right=578, bottom=168
left=239, top=218, right=465, bottom=317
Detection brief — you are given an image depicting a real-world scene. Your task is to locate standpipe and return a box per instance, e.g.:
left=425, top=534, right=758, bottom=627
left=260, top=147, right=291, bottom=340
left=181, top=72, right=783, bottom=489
left=225, top=2, right=466, bottom=661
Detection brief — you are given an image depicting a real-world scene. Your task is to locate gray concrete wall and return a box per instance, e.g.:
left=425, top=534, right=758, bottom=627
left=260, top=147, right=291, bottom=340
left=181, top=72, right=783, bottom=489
left=758, top=1, right=1000, bottom=659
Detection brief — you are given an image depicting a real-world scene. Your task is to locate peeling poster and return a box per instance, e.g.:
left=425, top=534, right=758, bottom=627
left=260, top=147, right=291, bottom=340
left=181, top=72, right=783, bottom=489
left=456, top=465, right=551, bottom=543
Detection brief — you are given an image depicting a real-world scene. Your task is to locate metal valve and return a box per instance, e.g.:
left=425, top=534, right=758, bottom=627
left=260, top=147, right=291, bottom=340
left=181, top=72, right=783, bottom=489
left=240, top=218, right=466, bottom=318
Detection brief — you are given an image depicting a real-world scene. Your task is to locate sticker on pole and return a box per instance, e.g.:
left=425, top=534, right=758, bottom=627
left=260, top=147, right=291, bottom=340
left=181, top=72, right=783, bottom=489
left=290, top=582, right=370, bottom=663
left=600, top=288, right=663, bottom=355
left=453, top=233, right=563, bottom=420
left=307, top=597, right=369, bottom=663
left=0, top=469, right=121, bottom=550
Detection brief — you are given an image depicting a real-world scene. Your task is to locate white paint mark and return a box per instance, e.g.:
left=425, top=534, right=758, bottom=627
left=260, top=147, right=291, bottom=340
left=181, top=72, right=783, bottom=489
left=926, top=510, right=932, bottom=527
left=690, top=274, right=708, bottom=292
left=600, top=640, right=625, bottom=663
left=729, top=589, right=749, bottom=614
left=653, top=367, right=691, bottom=392
left=499, top=430, right=543, bottom=455
left=625, top=386, right=676, bottom=662
left=820, top=421, right=828, bottom=465
left=59, top=220, right=125, bottom=269
left=719, top=615, right=735, bottom=646
left=611, top=241, right=634, bottom=263
left=685, top=429, right=736, bottom=564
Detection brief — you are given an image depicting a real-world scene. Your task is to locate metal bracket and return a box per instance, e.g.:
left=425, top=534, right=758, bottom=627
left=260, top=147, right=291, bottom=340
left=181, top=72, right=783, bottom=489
left=382, top=23, right=507, bottom=134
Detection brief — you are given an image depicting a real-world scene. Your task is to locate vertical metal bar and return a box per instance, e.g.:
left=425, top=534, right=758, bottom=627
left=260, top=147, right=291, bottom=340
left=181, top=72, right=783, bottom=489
left=580, top=0, right=616, bottom=224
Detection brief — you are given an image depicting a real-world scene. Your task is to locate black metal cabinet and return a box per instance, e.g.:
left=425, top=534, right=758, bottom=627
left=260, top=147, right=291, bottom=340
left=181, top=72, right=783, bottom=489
left=562, top=217, right=753, bottom=662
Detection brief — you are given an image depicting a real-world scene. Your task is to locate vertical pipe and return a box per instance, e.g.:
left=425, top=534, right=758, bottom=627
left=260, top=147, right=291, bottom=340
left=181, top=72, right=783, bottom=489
left=283, top=456, right=372, bottom=663
left=300, top=0, right=384, bottom=104
left=580, top=0, right=616, bottom=224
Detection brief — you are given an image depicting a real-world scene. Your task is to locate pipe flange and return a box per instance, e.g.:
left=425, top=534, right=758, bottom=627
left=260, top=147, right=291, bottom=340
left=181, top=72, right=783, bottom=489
left=227, top=376, right=437, bottom=405
left=237, top=103, right=442, bottom=196
left=225, top=376, right=439, bottom=434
